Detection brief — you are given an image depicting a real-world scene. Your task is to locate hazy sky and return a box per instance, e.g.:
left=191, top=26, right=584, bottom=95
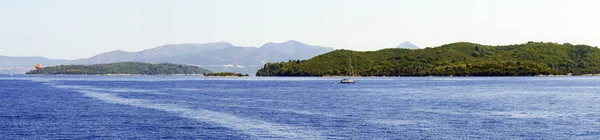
left=1, top=0, right=599, bottom=59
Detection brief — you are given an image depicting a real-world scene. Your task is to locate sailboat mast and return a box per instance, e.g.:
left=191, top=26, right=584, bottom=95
left=348, top=56, right=354, bottom=77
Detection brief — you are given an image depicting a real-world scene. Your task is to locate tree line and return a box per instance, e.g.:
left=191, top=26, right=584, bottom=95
left=204, top=72, right=249, bottom=77
left=257, top=42, right=600, bottom=76
left=26, top=62, right=212, bottom=75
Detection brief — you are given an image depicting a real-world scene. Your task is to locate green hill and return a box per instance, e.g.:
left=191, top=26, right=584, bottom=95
left=204, top=72, right=249, bottom=77
left=256, top=42, right=600, bottom=76
left=26, top=62, right=212, bottom=75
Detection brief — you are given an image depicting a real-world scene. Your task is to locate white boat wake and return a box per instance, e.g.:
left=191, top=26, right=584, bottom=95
left=49, top=83, right=325, bottom=139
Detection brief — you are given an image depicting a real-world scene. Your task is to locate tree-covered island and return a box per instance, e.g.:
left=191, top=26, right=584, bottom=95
left=257, top=42, right=600, bottom=76
left=204, top=72, right=249, bottom=77
left=25, top=62, right=212, bottom=75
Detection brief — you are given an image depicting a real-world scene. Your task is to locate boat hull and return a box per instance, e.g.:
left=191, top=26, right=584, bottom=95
left=340, top=79, right=355, bottom=84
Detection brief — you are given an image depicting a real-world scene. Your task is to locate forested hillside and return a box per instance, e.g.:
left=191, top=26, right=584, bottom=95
left=26, top=62, right=212, bottom=75
left=204, top=72, right=249, bottom=77
left=257, top=42, right=600, bottom=76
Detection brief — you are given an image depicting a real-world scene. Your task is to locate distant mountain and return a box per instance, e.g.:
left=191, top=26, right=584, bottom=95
left=396, top=41, right=420, bottom=49
left=0, top=56, right=69, bottom=74
left=254, top=40, right=334, bottom=62
left=69, top=42, right=235, bottom=64
left=68, top=40, right=334, bottom=75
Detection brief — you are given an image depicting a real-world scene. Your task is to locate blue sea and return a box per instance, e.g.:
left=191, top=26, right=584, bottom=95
left=1, top=75, right=600, bottom=139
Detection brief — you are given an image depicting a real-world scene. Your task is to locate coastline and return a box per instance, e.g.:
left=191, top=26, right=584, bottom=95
left=22, top=73, right=600, bottom=77
left=25, top=73, right=206, bottom=76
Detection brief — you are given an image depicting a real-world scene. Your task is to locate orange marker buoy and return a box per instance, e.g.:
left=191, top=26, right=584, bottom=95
left=35, top=64, right=42, bottom=70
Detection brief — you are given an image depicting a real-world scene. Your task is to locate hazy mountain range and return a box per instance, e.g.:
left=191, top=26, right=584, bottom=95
left=396, top=41, right=420, bottom=49
left=0, top=40, right=334, bottom=74
left=0, top=56, right=69, bottom=74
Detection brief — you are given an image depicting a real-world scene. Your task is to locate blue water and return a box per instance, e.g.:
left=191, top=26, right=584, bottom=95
left=1, top=75, right=600, bottom=139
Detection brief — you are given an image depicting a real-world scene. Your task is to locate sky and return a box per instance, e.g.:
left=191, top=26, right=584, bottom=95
left=1, top=0, right=599, bottom=59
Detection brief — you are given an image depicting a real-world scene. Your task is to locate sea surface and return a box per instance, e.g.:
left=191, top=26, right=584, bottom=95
left=1, top=75, right=600, bottom=139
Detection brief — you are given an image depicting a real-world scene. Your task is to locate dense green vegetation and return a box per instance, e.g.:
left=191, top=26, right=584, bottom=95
left=204, top=72, right=249, bottom=77
left=257, top=42, right=600, bottom=76
left=26, top=62, right=212, bottom=75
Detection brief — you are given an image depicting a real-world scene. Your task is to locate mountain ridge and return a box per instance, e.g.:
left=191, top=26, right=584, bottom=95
left=396, top=41, right=420, bottom=49
left=0, top=55, right=70, bottom=74
left=1, top=40, right=334, bottom=74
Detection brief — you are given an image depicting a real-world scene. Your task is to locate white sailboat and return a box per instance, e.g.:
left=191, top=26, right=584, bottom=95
left=341, top=57, right=355, bottom=84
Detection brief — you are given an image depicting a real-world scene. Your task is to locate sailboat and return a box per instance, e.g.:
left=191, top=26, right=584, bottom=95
left=341, top=57, right=356, bottom=84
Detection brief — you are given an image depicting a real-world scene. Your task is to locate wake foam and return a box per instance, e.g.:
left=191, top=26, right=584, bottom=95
left=36, top=78, right=325, bottom=139
left=274, top=109, right=338, bottom=118
left=490, top=111, right=554, bottom=119
left=78, top=90, right=325, bottom=139
left=53, top=85, right=165, bottom=95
